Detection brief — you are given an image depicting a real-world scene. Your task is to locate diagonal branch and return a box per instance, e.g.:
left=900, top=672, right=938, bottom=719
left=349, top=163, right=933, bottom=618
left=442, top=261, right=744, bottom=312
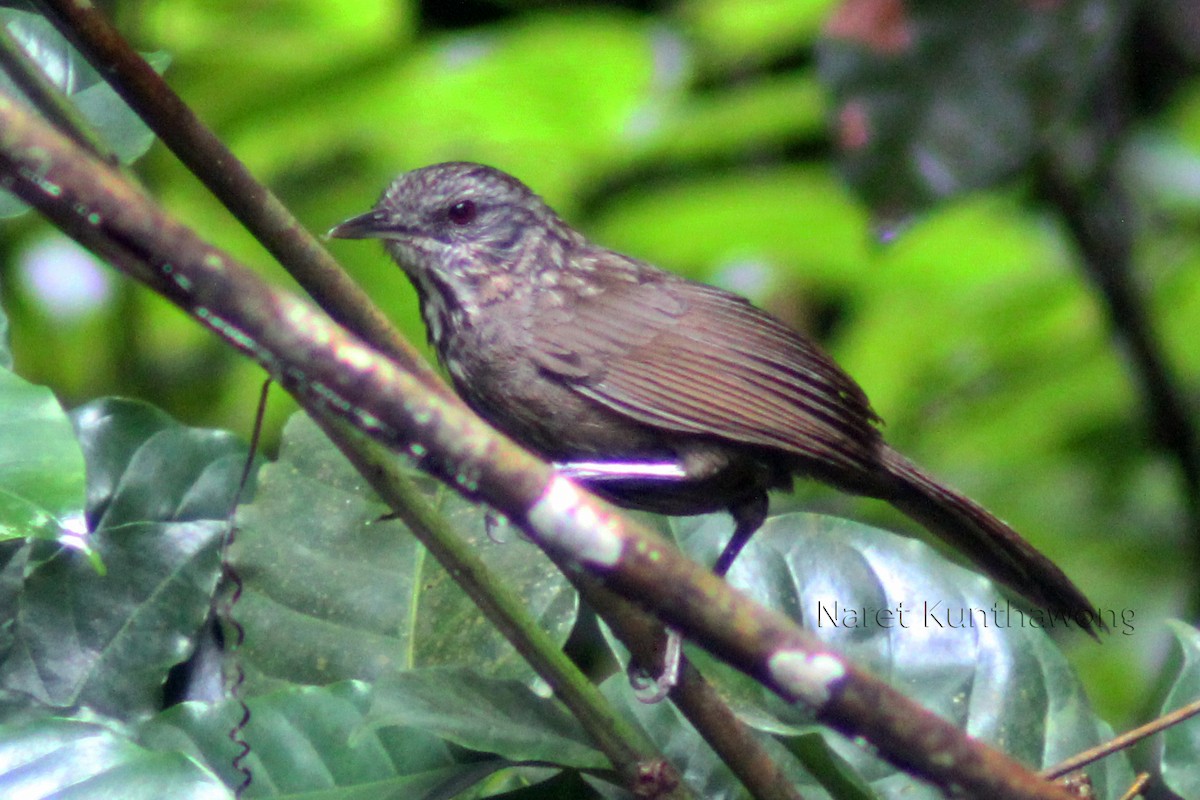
left=0, top=92, right=1080, bottom=800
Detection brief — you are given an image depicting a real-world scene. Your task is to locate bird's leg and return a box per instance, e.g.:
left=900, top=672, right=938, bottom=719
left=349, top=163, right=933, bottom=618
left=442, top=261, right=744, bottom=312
left=627, top=626, right=681, bottom=704
left=553, top=462, right=769, bottom=700
left=555, top=459, right=691, bottom=701
left=483, top=508, right=508, bottom=542
left=713, top=492, right=769, bottom=576
left=624, top=492, right=768, bottom=701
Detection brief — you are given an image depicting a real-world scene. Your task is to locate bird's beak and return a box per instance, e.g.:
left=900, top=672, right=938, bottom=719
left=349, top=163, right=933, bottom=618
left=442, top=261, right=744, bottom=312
left=327, top=209, right=398, bottom=240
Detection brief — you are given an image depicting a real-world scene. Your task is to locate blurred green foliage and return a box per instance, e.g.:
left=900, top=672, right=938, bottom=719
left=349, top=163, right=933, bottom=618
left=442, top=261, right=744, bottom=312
left=2, top=0, right=1199, bottom=735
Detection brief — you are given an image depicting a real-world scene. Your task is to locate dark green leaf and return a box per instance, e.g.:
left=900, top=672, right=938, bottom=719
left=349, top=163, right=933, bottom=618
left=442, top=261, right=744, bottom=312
left=139, top=680, right=468, bottom=799
left=70, top=397, right=252, bottom=530
left=1, top=398, right=247, bottom=718
left=0, top=539, right=31, bottom=663
left=368, top=668, right=606, bottom=771
left=70, top=397, right=177, bottom=527
left=0, top=520, right=224, bottom=718
left=662, top=512, right=1134, bottom=798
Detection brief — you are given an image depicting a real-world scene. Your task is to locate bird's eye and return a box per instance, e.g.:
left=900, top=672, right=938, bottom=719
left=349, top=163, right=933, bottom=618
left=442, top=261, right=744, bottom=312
left=447, top=200, right=478, bottom=225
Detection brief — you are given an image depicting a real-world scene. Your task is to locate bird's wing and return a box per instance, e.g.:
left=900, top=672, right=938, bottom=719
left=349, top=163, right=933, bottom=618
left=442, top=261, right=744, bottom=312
left=530, top=277, right=882, bottom=474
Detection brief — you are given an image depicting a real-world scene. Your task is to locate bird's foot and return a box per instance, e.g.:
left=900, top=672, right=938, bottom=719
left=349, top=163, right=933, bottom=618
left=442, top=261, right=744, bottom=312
left=628, top=628, right=682, bottom=703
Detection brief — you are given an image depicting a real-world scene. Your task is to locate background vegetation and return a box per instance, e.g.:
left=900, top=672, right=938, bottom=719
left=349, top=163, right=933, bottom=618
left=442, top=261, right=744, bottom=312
left=2, top=0, right=1200, bottom=797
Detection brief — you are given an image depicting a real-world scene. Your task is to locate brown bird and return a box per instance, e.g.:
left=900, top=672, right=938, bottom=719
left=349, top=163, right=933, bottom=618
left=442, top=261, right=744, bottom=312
left=330, top=161, right=1097, bottom=634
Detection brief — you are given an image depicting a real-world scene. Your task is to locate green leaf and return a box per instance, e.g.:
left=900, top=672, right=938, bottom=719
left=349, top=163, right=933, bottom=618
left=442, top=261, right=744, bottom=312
left=1157, top=621, right=1200, bottom=797
left=138, top=681, right=470, bottom=799
left=0, top=492, right=60, bottom=544
left=0, top=8, right=170, bottom=217
left=589, top=165, right=871, bottom=291
left=0, top=716, right=229, bottom=800
left=142, top=0, right=408, bottom=118
left=368, top=668, right=606, bottom=771
left=0, top=368, right=86, bottom=544
left=781, top=731, right=879, bottom=800
left=0, top=296, right=10, bottom=370
left=0, top=398, right=247, bottom=719
left=70, top=397, right=252, bottom=530
left=0, top=520, right=224, bottom=719
left=228, top=10, right=656, bottom=210
left=230, top=412, right=577, bottom=694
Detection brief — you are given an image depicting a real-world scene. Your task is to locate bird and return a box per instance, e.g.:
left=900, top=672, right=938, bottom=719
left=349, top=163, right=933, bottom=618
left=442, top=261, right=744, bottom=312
left=329, top=161, right=1097, bottom=635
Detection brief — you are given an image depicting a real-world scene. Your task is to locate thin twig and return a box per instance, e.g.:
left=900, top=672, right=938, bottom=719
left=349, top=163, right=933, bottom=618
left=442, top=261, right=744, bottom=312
left=1116, top=772, right=1149, bottom=800
left=1041, top=695, right=1200, bottom=780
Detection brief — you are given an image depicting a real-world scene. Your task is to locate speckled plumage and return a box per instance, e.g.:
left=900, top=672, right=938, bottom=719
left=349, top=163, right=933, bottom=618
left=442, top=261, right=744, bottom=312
left=331, top=162, right=1097, bottom=633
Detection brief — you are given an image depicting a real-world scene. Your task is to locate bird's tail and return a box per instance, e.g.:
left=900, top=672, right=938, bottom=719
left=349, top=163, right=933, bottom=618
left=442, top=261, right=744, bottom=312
left=879, top=446, right=1100, bottom=638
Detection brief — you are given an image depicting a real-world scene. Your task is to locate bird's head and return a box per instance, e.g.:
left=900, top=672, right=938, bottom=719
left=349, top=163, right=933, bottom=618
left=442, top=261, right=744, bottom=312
left=328, top=162, right=572, bottom=281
